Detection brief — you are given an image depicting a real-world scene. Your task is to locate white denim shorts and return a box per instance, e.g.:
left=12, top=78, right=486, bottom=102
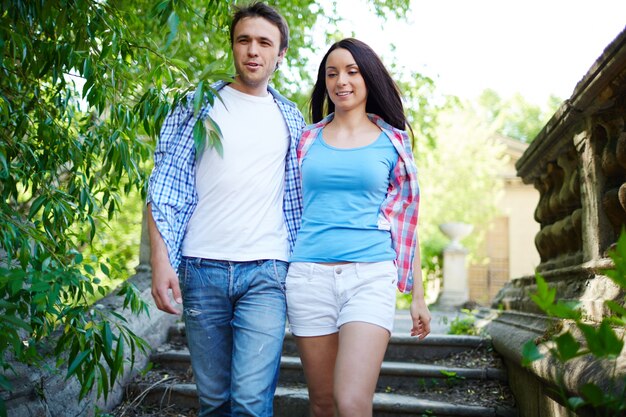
left=285, top=260, right=398, bottom=337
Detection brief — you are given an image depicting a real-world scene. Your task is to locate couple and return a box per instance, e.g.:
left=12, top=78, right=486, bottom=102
left=147, top=2, right=431, bottom=417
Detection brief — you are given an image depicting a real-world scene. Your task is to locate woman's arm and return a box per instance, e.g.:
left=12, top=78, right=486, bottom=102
left=409, top=233, right=432, bottom=339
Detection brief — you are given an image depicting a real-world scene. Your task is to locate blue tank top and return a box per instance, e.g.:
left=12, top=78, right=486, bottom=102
left=290, top=130, right=399, bottom=262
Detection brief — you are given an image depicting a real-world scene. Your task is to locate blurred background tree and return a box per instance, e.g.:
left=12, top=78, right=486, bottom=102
left=477, top=88, right=560, bottom=143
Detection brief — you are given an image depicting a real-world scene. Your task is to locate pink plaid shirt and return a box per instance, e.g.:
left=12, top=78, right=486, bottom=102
left=297, top=113, right=420, bottom=293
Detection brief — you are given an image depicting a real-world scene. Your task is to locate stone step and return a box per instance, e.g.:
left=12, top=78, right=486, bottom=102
left=283, top=332, right=491, bottom=363
left=114, top=322, right=517, bottom=417
left=279, top=356, right=507, bottom=390
left=167, top=322, right=490, bottom=362
left=124, top=381, right=518, bottom=417
left=276, top=386, right=519, bottom=417
left=150, top=347, right=507, bottom=387
left=382, top=334, right=489, bottom=363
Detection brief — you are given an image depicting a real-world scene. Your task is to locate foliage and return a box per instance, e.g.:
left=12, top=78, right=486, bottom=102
left=0, top=0, right=413, bottom=414
left=447, top=309, right=480, bottom=336
left=440, top=369, right=466, bottom=385
left=81, top=189, right=146, bottom=299
left=522, top=232, right=626, bottom=416
left=477, top=89, right=561, bottom=143
left=0, top=0, right=172, bottom=411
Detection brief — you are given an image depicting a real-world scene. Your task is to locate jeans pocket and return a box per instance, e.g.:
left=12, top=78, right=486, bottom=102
left=178, top=259, right=190, bottom=294
left=271, top=260, right=288, bottom=292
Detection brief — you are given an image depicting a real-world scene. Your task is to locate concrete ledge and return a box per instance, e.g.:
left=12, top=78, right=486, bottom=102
left=484, top=308, right=626, bottom=417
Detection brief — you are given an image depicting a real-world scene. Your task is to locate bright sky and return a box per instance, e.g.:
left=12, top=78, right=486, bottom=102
left=322, top=0, right=626, bottom=105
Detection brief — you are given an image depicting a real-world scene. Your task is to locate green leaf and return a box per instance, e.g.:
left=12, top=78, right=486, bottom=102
left=530, top=274, right=557, bottom=314
left=1, top=315, right=33, bottom=332
left=0, top=397, right=6, bottom=417
left=0, top=148, right=8, bottom=179
left=102, top=322, right=113, bottom=365
left=208, top=130, right=224, bottom=158
left=97, top=363, right=110, bottom=401
left=606, top=228, right=626, bottom=289
left=597, top=320, right=624, bottom=356
left=78, top=368, right=95, bottom=399
left=66, top=350, right=90, bottom=378
left=580, top=383, right=607, bottom=407
left=193, top=117, right=207, bottom=157
left=567, top=396, right=585, bottom=410
left=578, top=320, right=624, bottom=358
left=110, top=335, right=125, bottom=383
left=521, top=340, right=544, bottom=367
left=606, top=300, right=626, bottom=319
left=0, top=374, right=13, bottom=391
left=547, top=300, right=581, bottom=320
left=554, top=332, right=581, bottom=361
left=28, top=195, right=47, bottom=220
left=100, top=263, right=110, bottom=277
left=193, top=81, right=204, bottom=116
left=166, top=11, right=179, bottom=47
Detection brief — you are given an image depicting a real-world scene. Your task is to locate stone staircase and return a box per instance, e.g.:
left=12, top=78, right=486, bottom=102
left=114, top=319, right=519, bottom=417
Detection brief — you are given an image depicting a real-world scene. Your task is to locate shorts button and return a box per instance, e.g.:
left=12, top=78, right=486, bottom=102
left=335, top=267, right=342, bottom=274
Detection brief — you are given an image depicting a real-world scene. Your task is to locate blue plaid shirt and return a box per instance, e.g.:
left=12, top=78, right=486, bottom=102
left=147, top=81, right=305, bottom=271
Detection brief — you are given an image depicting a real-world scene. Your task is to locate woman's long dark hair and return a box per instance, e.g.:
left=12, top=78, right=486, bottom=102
left=310, top=38, right=412, bottom=134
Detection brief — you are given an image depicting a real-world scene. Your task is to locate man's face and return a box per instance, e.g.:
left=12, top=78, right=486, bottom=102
left=231, top=17, right=285, bottom=96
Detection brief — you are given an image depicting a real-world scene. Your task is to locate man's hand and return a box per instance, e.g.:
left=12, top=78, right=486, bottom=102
left=147, top=203, right=182, bottom=315
left=151, top=260, right=182, bottom=315
left=409, top=296, right=431, bottom=339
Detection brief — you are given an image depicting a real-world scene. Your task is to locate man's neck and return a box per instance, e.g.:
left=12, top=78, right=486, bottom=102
left=230, top=78, right=269, bottom=97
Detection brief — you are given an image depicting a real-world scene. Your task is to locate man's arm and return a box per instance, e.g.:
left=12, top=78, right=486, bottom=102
left=147, top=203, right=182, bottom=315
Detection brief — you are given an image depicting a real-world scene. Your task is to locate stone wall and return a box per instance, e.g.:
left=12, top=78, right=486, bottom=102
left=486, top=27, right=626, bottom=417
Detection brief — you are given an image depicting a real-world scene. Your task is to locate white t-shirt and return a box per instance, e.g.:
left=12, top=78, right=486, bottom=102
left=182, top=85, right=290, bottom=261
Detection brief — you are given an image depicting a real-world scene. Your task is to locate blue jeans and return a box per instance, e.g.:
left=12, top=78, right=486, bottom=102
left=178, top=257, right=288, bottom=417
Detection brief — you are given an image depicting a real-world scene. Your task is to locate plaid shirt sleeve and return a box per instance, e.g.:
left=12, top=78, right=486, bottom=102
left=277, top=101, right=306, bottom=254
left=147, top=94, right=200, bottom=270
left=377, top=121, right=420, bottom=294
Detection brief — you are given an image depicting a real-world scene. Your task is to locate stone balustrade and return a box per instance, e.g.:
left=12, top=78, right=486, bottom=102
left=486, top=28, right=626, bottom=417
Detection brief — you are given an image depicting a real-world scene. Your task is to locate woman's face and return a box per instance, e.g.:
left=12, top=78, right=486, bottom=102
left=324, top=48, right=367, bottom=113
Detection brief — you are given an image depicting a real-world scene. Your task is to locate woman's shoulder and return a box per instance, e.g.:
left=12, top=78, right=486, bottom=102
left=303, top=114, right=334, bottom=133
left=368, top=114, right=408, bottom=140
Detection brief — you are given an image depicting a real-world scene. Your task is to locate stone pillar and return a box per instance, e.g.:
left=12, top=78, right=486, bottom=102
left=438, top=222, right=472, bottom=308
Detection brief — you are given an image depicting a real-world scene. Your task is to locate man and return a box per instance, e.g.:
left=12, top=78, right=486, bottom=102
left=146, top=2, right=304, bottom=416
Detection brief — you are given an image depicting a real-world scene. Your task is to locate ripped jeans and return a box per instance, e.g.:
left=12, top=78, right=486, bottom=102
left=178, top=257, right=288, bottom=417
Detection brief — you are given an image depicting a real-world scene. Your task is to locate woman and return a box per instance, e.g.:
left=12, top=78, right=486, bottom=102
left=286, top=38, right=431, bottom=417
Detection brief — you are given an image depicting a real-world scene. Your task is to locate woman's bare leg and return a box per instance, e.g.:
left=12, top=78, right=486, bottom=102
left=295, top=333, right=339, bottom=417
left=334, top=322, right=390, bottom=417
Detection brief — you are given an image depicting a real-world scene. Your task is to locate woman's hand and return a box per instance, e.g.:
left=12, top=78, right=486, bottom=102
left=409, top=296, right=431, bottom=339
